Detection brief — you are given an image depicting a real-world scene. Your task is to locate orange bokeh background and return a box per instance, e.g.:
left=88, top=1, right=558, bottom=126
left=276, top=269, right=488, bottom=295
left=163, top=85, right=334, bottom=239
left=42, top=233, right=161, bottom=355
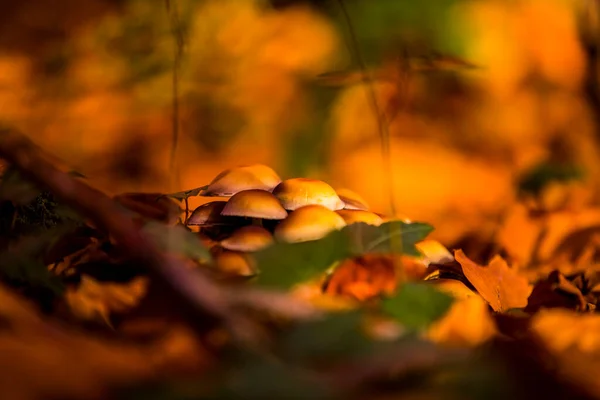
left=1, top=0, right=599, bottom=244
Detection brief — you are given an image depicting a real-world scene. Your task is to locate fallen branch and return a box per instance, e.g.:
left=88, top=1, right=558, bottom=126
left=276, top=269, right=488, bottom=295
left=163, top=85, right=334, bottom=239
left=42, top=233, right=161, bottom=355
left=0, top=127, right=319, bottom=343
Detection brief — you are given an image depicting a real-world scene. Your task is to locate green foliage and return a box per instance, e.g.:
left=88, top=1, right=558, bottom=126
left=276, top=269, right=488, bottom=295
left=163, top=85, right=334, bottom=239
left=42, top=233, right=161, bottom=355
left=381, top=283, right=454, bottom=330
left=141, top=221, right=211, bottom=262
left=279, top=311, right=374, bottom=363
left=322, top=0, right=467, bottom=66
left=518, top=162, right=584, bottom=196
left=254, top=221, right=433, bottom=289
left=0, top=166, right=85, bottom=238
left=0, top=225, right=78, bottom=295
left=210, top=358, right=333, bottom=400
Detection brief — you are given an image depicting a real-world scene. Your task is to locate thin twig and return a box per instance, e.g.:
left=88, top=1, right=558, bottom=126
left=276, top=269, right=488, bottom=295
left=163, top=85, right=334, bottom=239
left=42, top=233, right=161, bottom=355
left=335, top=0, right=397, bottom=218
left=335, top=0, right=405, bottom=283
left=165, top=0, right=185, bottom=188
left=0, top=128, right=237, bottom=332
left=0, top=128, right=323, bottom=345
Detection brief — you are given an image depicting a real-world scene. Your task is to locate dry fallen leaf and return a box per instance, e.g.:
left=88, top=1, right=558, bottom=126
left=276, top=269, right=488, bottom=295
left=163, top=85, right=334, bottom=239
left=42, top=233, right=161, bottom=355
left=531, top=308, right=600, bottom=354
left=64, top=275, right=149, bottom=325
left=426, top=296, right=497, bottom=347
left=454, top=249, right=532, bottom=312
left=0, top=282, right=154, bottom=400
left=324, top=255, right=405, bottom=301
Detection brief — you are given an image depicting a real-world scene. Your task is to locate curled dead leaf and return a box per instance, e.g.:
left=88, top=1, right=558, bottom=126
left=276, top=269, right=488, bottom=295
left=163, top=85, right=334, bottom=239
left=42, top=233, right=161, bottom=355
left=426, top=296, right=497, bottom=347
left=454, top=249, right=532, bottom=312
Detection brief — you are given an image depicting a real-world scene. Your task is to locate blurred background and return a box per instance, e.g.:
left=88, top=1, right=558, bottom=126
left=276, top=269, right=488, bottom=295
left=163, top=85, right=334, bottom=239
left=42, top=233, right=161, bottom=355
left=1, top=0, right=599, bottom=245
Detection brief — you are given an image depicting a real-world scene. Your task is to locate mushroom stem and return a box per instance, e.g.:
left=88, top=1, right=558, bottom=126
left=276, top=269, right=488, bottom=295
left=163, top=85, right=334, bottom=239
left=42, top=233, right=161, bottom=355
left=251, top=218, right=263, bottom=227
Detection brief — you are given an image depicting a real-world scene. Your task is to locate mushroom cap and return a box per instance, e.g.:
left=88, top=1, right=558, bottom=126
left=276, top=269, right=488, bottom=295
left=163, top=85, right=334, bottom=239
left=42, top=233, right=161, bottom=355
left=335, top=188, right=370, bottom=211
left=415, top=239, right=454, bottom=265
left=212, top=248, right=255, bottom=276
left=220, top=225, right=274, bottom=252
left=336, top=209, right=383, bottom=226
left=380, top=214, right=413, bottom=224
left=241, top=164, right=281, bottom=188
left=274, top=204, right=347, bottom=243
left=272, top=178, right=345, bottom=211
left=203, top=164, right=281, bottom=197
left=221, top=189, right=288, bottom=219
left=187, top=201, right=228, bottom=225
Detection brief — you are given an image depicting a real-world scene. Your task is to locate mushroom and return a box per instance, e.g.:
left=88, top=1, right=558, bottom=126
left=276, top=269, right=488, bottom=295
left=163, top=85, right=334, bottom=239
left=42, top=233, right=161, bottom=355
left=187, top=201, right=244, bottom=240
left=210, top=246, right=255, bottom=277
left=241, top=164, right=281, bottom=188
left=336, top=209, right=383, bottom=226
left=202, top=164, right=282, bottom=196
left=220, top=225, right=274, bottom=252
left=415, top=239, right=454, bottom=265
left=274, top=204, right=347, bottom=243
left=187, top=201, right=228, bottom=226
left=272, top=178, right=345, bottom=211
left=221, top=189, right=288, bottom=224
left=335, top=188, right=370, bottom=211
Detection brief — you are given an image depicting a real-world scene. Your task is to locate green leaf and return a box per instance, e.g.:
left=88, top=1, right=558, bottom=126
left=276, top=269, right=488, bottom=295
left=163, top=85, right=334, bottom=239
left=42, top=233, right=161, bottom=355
left=215, top=359, right=333, bottom=400
left=162, top=185, right=209, bottom=201
left=0, top=166, right=42, bottom=205
left=381, top=282, right=454, bottom=330
left=141, top=221, right=211, bottom=262
left=0, top=224, right=76, bottom=294
left=254, top=221, right=433, bottom=289
left=279, top=311, right=375, bottom=364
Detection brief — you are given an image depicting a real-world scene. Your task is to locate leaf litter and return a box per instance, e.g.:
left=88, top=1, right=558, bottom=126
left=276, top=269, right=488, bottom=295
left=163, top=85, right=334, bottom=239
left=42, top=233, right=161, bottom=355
left=2, top=1, right=600, bottom=395
left=6, top=147, right=600, bottom=400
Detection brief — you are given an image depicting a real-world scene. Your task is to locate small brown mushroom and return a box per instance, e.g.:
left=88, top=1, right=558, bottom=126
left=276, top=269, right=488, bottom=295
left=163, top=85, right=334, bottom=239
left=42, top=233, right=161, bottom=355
left=221, top=189, right=288, bottom=220
left=202, top=164, right=281, bottom=196
left=336, top=209, right=383, bottom=226
left=335, top=188, right=370, bottom=211
left=186, top=201, right=228, bottom=225
left=274, top=204, right=346, bottom=243
left=212, top=248, right=256, bottom=277
left=220, top=225, right=274, bottom=252
left=272, top=178, right=345, bottom=211
left=415, top=239, right=454, bottom=265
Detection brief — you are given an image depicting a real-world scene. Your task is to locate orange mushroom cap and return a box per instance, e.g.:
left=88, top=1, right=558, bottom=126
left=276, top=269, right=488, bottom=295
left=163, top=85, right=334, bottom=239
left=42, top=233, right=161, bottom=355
left=221, top=189, right=288, bottom=219
left=220, top=225, right=274, bottom=252
left=274, top=204, right=346, bottom=243
left=272, top=178, right=345, bottom=211
left=187, top=201, right=228, bottom=225
left=335, top=188, right=370, bottom=211
left=336, top=209, right=383, bottom=226
left=203, top=164, right=282, bottom=197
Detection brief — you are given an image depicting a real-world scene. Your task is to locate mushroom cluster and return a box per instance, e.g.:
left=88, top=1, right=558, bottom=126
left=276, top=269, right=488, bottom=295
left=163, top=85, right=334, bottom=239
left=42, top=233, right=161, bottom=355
left=185, top=164, right=394, bottom=277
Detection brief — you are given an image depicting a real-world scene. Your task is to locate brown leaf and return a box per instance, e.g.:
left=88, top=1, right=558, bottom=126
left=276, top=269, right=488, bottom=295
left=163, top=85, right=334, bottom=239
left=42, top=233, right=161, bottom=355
left=426, top=296, right=497, bottom=347
left=454, top=249, right=532, bottom=312
left=64, top=275, right=149, bottom=325
left=525, top=270, right=586, bottom=313
left=324, top=254, right=426, bottom=302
